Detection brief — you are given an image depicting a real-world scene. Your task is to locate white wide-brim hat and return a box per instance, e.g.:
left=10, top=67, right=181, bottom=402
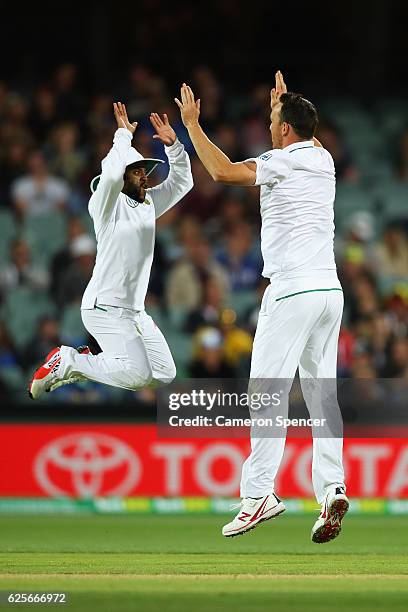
left=90, top=147, right=164, bottom=193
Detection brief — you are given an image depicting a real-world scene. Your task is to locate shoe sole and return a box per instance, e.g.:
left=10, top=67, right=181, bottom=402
left=311, top=498, right=349, bottom=544
left=28, top=376, right=46, bottom=401
left=223, top=503, right=286, bottom=538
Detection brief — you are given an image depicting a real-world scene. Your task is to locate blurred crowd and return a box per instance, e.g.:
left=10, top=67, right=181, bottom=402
left=0, top=62, right=407, bottom=403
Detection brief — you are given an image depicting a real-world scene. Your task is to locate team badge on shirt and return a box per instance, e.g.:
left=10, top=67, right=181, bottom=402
left=125, top=196, right=139, bottom=208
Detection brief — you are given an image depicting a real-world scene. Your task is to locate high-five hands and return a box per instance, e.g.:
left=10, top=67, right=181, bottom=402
left=113, top=102, right=138, bottom=134
left=149, top=113, right=177, bottom=146
left=271, top=70, right=287, bottom=108
left=175, top=84, right=201, bottom=129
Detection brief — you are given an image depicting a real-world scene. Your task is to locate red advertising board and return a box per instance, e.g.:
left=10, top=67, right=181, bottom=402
left=0, top=424, right=408, bottom=497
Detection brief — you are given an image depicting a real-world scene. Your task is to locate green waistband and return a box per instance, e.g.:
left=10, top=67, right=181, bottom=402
left=275, top=288, right=343, bottom=302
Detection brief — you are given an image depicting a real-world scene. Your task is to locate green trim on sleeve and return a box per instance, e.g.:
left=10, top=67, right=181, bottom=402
left=275, top=288, right=343, bottom=302
left=95, top=305, right=108, bottom=312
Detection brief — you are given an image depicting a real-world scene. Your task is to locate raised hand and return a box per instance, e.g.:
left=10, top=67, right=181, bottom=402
left=174, top=83, right=201, bottom=129
left=271, top=70, right=287, bottom=108
left=113, top=102, right=138, bottom=134
left=150, top=113, right=176, bottom=146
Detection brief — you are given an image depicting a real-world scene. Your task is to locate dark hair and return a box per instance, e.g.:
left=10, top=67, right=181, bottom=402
left=280, top=92, right=318, bottom=139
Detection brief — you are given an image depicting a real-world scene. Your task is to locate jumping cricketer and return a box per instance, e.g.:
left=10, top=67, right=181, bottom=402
left=29, top=102, right=193, bottom=398
left=175, top=71, right=348, bottom=543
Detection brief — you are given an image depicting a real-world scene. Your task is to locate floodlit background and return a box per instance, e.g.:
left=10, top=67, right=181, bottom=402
left=0, top=4, right=408, bottom=611
left=0, top=0, right=406, bottom=502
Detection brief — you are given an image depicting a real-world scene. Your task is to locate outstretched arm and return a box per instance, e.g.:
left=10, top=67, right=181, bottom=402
left=274, top=70, right=322, bottom=147
left=148, top=113, right=193, bottom=218
left=89, top=102, right=137, bottom=228
left=175, top=84, right=257, bottom=186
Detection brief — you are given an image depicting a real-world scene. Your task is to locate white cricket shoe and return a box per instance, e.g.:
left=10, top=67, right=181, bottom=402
left=222, top=493, right=285, bottom=538
left=311, top=486, right=349, bottom=543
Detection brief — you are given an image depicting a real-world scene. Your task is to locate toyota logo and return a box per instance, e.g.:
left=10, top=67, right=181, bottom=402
left=34, top=432, right=141, bottom=497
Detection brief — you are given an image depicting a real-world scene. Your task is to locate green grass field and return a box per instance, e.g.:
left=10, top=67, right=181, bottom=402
left=1, top=514, right=408, bottom=611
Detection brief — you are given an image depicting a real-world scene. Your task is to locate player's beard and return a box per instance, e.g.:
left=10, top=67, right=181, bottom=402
left=124, top=183, right=146, bottom=203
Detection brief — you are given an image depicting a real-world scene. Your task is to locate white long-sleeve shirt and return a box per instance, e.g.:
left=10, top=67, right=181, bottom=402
left=81, top=128, right=193, bottom=311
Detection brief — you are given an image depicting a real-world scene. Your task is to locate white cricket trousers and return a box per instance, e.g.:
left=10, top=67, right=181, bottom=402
left=240, top=286, right=345, bottom=504
left=58, top=305, right=176, bottom=390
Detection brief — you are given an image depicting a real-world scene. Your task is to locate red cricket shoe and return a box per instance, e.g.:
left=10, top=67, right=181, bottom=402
left=28, top=347, right=61, bottom=400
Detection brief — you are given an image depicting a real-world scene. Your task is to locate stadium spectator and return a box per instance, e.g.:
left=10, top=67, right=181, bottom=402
left=316, top=120, right=359, bottom=182
left=166, top=237, right=229, bottom=310
left=24, top=316, right=61, bottom=369
left=29, top=86, right=58, bottom=142
left=53, top=63, right=84, bottom=122
left=56, top=234, right=96, bottom=306
left=381, top=338, right=408, bottom=377
left=375, top=223, right=408, bottom=279
left=87, top=94, right=114, bottom=138
left=0, top=142, right=30, bottom=207
left=214, top=124, right=245, bottom=160
left=0, top=238, right=49, bottom=294
left=337, top=326, right=356, bottom=377
left=219, top=309, right=252, bottom=374
left=50, top=216, right=90, bottom=300
left=192, top=66, right=223, bottom=131
left=1, top=93, right=34, bottom=153
left=370, top=312, right=394, bottom=373
left=0, top=321, right=22, bottom=399
left=184, top=276, right=226, bottom=333
left=11, top=151, right=69, bottom=218
left=182, top=157, right=224, bottom=220
left=336, top=211, right=377, bottom=276
left=47, top=122, right=86, bottom=186
left=347, top=273, right=380, bottom=325
left=241, top=84, right=273, bottom=157
left=188, top=327, right=237, bottom=378
left=0, top=321, right=20, bottom=369
left=159, top=213, right=203, bottom=263
left=216, top=222, right=262, bottom=292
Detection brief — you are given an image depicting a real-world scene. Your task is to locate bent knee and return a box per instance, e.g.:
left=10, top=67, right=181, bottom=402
left=150, top=362, right=177, bottom=388
left=128, top=362, right=153, bottom=390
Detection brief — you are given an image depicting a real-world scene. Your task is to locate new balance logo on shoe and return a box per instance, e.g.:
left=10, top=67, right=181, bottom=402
left=238, top=512, right=251, bottom=522
left=222, top=493, right=286, bottom=538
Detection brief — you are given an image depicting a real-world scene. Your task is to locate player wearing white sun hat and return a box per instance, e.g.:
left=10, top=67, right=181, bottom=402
left=176, top=72, right=348, bottom=543
left=29, top=102, right=193, bottom=399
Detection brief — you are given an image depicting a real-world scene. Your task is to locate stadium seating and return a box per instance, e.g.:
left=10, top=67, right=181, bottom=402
left=23, top=212, right=67, bottom=265
left=2, top=287, right=56, bottom=348
left=334, top=183, right=379, bottom=235
left=60, top=303, right=88, bottom=346
left=226, top=290, right=257, bottom=321
left=165, top=330, right=193, bottom=378
left=0, top=209, right=17, bottom=264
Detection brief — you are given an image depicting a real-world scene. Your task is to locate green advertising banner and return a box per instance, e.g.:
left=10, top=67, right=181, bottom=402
left=0, top=497, right=406, bottom=515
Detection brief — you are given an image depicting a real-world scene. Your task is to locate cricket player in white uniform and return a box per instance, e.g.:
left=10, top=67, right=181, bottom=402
left=29, top=102, right=193, bottom=398
left=175, top=72, right=348, bottom=543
